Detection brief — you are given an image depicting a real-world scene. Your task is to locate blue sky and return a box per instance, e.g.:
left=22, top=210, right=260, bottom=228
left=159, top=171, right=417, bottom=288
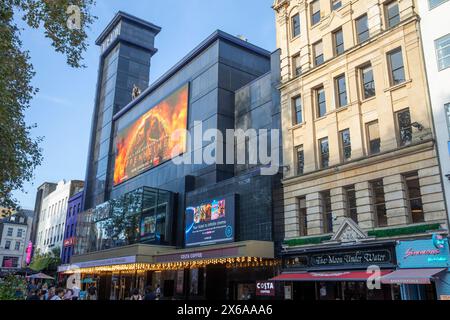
left=13, top=0, right=277, bottom=209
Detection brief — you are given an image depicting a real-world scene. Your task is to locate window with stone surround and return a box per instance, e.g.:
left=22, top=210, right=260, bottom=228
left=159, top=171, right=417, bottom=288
left=387, top=47, right=406, bottom=85
left=367, top=120, right=381, bottom=155
left=319, top=137, right=329, bottom=168
left=356, top=14, right=369, bottom=44
left=403, top=172, right=424, bottom=223
left=298, top=196, right=308, bottom=236
left=292, top=13, right=301, bottom=38
left=396, top=108, right=412, bottom=147
left=344, top=185, right=358, bottom=223
left=311, top=0, right=321, bottom=26
left=360, top=64, right=375, bottom=99
left=385, top=1, right=400, bottom=28
left=332, top=0, right=342, bottom=11
left=340, top=129, right=352, bottom=162
left=293, top=54, right=302, bottom=77
left=333, top=28, right=344, bottom=56
left=313, top=40, right=324, bottom=66
left=296, top=145, right=304, bottom=175
left=371, top=180, right=387, bottom=227
left=321, top=191, right=333, bottom=233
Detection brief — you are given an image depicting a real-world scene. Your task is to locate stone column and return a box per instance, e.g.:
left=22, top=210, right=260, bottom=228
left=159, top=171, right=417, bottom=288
left=384, top=174, right=409, bottom=226
left=355, top=182, right=376, bottom=229
left=306, top=192, right=323, bottom=235
left=283, top=196, right=299, bottom=239
left=331, top=187, right=347, bottom=232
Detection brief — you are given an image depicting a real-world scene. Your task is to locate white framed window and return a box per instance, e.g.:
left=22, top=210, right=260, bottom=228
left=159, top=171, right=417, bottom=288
left=429, top=0, right=449, bottom=10
left=435, top=34, right=450, bottom=71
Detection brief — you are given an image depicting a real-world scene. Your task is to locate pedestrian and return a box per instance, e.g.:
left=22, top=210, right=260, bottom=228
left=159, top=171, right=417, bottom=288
left=26, top=289, right=40, bottom=301
left=143, top=286, right=156, bottom=300
left=45, top=286, right=55, bottom=301
left=87, top=284, right=97, bottom=300
left=130, top=288, right=142, bottom=300
left=155, top=284, right=161, bottom=300
left=63, top=288, right=74, bottom=300
left=50, top=288, right=65, bottom=300
left=71, top=279, right=80, bottom=301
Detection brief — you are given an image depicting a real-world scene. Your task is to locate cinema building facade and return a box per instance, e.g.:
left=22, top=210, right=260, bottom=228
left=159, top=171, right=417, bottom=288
left=58, top=12, right=284, bottom=300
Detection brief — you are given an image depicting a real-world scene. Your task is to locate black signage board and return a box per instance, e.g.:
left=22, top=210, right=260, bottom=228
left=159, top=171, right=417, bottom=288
left=282, top=242, right=396, bottom=271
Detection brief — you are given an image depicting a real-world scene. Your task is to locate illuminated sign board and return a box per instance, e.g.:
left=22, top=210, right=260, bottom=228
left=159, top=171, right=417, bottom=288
left=256, top=281, right=275, bottom=297
left=185, top=194, right=236, bottom=247
left=396, top=235, right=450, bottom=269
left=114, top=84, right=189, bottom=186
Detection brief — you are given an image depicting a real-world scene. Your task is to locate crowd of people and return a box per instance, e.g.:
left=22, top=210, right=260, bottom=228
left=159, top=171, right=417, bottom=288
left=23, top=278, right=162, bottom=301
left=25, top=279, right=84, bottom=301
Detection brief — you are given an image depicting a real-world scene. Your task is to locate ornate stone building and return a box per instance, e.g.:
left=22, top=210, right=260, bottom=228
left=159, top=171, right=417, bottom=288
left=273, top=0, right=448, bottom=243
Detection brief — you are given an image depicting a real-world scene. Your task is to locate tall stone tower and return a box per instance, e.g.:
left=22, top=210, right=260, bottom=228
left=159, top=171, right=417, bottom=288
left=83, top=12, right=161, bottom=210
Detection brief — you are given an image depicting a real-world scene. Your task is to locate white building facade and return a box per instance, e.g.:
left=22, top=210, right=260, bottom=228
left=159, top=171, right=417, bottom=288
left=35, top=180, right=83, bottom=255
left=418, top=0, right=450, bottom=219
left=0, top=210, right=33, bottom=270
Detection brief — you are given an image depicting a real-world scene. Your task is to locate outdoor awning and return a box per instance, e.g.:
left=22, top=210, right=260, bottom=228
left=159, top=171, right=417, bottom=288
left=271, top=270, right=393, bottom=282
left=380, top=268, right=447, bottom=285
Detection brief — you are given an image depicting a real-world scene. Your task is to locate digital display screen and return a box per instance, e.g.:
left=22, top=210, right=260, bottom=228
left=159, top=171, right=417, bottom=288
left=185, top=195, right=235, bottom=247
left=113, top=84, right=189, bottom=186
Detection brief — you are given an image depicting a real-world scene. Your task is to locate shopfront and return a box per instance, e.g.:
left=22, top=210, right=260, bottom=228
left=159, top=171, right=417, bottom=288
left=271, top=219, right=400, bottom=300
left=380, top=234, right=450, bottom=300
left=59, top=241, right=279, bottom=300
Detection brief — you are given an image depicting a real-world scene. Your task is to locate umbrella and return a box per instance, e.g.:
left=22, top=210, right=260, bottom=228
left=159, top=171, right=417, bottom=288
left=26, top=273, right=54, bottom=280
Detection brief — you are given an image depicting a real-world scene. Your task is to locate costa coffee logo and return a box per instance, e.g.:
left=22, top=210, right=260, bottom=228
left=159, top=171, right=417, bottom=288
left=404, top=248, right=441, bottom=259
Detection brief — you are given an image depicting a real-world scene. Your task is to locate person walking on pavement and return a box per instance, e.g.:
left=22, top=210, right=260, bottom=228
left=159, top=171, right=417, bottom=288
left=51, top=288, right=65, bottom=300
left=130, top=288, right=142, bottom=301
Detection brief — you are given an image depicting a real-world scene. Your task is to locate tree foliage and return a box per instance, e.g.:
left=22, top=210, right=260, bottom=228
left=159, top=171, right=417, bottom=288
left=0, top=0, right=96, bottom=210
left=0, top=274, right=27, bottom=300
left=29, top=247, right=61, bottom=272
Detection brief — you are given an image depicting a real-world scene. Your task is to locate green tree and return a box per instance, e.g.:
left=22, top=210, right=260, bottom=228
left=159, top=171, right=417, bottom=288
left=0, top=0, right=96, bottom=210
left=0, top=274, right=27, bottom=300
left=29, top=247, right=61, bottom=272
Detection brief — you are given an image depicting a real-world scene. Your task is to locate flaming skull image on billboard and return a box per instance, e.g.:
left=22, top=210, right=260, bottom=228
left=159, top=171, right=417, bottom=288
left=114, top=84, right=189, bottom=185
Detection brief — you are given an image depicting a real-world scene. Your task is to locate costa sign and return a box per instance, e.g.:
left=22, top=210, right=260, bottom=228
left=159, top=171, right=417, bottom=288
left=256, top=281, right=275, bottom=297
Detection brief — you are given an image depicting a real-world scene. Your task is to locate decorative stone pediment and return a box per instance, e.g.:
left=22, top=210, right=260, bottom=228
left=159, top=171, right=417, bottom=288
left=331, top=218, right=368, bottom=243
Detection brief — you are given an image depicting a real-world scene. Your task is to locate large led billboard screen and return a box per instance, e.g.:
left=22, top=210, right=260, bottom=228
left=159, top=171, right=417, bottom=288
left=185, top=195, right=236, bottom=247
left=114, top=84, right=189, bottom=186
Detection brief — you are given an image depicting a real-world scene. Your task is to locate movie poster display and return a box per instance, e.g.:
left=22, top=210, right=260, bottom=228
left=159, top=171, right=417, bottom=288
left=185, top=195, right=236, bottom=247
left=113, top=84, right=189, bottom=186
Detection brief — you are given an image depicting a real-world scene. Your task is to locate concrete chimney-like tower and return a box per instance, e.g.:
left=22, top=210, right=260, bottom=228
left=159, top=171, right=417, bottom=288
left=83, top=12, right=161, bottom=210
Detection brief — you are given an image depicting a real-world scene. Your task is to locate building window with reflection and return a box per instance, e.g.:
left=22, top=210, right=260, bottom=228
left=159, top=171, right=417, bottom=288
left=388, top=48, right=406, bottom=85
left=296, top=145, right=304, bottom=175
left=361, top=64, right=375, bottom=99
left=316, top=86, right=327, bottom=117
left=313, top=40, right=324, bottom=66
left=385, top=1, right=400, bottom=28
left=396, top=108, right=412, bottom=146
left=311, top=0, right=321, bottom=26
left=292, top=13, right=300, bottom=38
left=333, top=28, right=344, bottom=56
left=332, top=0, right=342, bottom=11
left=321, top=191, right=333, bottom=233
left=367, top=121, right=381, bottom=155
left=345, top=185, right=358, bottom=223
left=371, top=180, right=388, bottom=227
left=293, top=96, right=303, bottom=125
left=340, top=129, right=352, bottom=162
left=319, top=137, right=329, bottom=168
left=356, top=14, right=369, bottom=44
left=298, top=197, right=307, bottom=236
left=404, top=172, right=424, bottom=223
